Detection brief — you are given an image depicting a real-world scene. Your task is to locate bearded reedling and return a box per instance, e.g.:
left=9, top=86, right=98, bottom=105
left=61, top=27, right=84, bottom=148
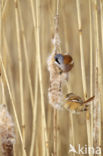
left=47, top=47, right=74, bottom=109
left=54, top=53, right=74, bottom=73
left=63, top=93, right=95, bottom=113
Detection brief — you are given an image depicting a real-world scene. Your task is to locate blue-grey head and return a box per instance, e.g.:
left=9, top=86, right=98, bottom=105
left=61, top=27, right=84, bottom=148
left=54, top=54, right=64, bottom=65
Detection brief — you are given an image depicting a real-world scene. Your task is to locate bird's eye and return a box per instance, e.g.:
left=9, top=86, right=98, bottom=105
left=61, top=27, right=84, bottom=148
left=55, top=58, right=60, bottom=64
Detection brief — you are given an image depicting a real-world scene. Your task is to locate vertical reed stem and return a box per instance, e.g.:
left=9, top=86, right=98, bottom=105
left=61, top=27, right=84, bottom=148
left=53, top=110, right=57, bottom=156
left=63, top=14, right=75, bottom=154
left=1, top=0, right=8, bottom=19
left=30, top=48, right=38, bottom=156
left=0, top=0, right=2, bottom=104
left=35, top=0, right=49, bottom=155
left=100, top=0, right=103, bottom=149
left=93, top=49, right=101, bottom=155
left=17, top=2, right=38, bottom=155
left=76, top=0, right=91, bottom=153
left=93, top=0, right=101, bottom=153
left=14, top=1, right=26, bottom=156
left=100, top=0, right=103, bottom=55
left=1, top=77, right=6, bottom=104
left=30, top=61, right=38, bottom=156
left=18, top=2, right=34, bottom=109
left=89, top=1, right=93, bottom=154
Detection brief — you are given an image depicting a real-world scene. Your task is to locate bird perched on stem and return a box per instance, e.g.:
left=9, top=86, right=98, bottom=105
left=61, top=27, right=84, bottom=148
left=63, top=93, right=95, bottom=113
left=54, top=53, right=74, bottom=73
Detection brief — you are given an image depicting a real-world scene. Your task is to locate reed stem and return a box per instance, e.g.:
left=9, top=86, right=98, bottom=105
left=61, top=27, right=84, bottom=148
left=76, top=0, right=91, bottom=154
left=30, top=50, right=38, bottom=156
left=14, top=1, right=26, bottom=155
left=93, top=0, right=101, bottom=153
left=35, top=0, right=49, bottom=155
left=89, top=1, right=93, bottom=154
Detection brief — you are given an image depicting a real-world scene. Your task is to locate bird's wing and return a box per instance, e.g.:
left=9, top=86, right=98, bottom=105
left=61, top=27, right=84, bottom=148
left=65, top=93, right=83, bottom=103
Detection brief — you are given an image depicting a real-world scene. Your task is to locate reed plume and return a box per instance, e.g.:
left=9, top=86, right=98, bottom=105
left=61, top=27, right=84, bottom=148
left=47, top=16, right=67, bottom=110
left=0, top=104, right=15, bottom=156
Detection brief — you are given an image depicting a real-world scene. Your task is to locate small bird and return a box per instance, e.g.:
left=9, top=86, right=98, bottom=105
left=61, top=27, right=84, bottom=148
left=54, top=54, right=74, bottom=73
left=63, top=93, right=95, bottom=113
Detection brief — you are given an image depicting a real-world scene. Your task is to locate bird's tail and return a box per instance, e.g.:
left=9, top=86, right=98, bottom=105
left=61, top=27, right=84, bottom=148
left=80, top=96, right=95, bottom=112
left=83, top=96, right=95, bottom=104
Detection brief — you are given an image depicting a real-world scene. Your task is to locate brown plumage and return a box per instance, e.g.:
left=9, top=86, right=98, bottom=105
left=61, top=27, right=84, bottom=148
left=64, top=93, right=95, bottom=113
left=54, top=54, right=74, bottom=73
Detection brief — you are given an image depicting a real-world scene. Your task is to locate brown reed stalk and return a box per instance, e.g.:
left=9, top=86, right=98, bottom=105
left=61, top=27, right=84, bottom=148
left=66, top=85, right=75, bottom=156
left=30, top=57, right=38, bottom=156
left=14, top=1, right=26, bottom=156
left=0, top=0, right=2, bottom=56
left=18, top=4, right=36, bottom=154
left=100, top=0, right=103, bottom=55
left=0, top=104, right=15, bottom=156
left=36, top=140, right=39, bottom=156
left=1, top=0, right=8, bottom=19
left=0, top=0, right=2, bottom=107
left=2, top=33, right=16, bottom=101
left=89, top=0, right=94, bottom=153
left=1, top=76, right=6, bottom=104
left=76, top=0, right=87, bottom=97
left=30, top=0, right=46, bottom=155
left=62, top=13, right=75, bottom=156
left=35, top=0, right=50, bottom=155
left=1, top=1, right=7, bottom=106
left=100, top=0, right=103, bottom=149
left=76, top=0, right=91, bottom=152
left=53, top=109, right=57, bottom=156
left=93, top=0, right=101, bottom=153
left=63, top=16, right=69, bottom=52
left=17, top=2, right=38, bottom=155
left=93, top=49, right=101, bottom=154
left=18, top=1, right=34, bottom=110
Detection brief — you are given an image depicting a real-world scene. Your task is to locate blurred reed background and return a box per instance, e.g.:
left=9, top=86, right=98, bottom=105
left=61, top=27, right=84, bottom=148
left=0, top=0, right=103, bottom=156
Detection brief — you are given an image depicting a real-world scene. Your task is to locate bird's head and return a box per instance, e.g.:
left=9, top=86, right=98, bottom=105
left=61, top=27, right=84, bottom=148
left=54, top=54, right=64, bottom=65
